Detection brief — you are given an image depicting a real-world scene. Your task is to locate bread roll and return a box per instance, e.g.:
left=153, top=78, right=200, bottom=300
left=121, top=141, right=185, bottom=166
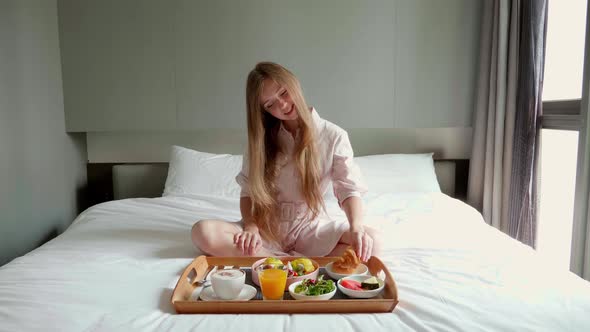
left=332, top=247, right=361, bottom=274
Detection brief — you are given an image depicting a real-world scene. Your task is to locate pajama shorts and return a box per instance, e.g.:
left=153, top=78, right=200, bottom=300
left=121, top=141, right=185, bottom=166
left=232, top=202, right=349, bottom=257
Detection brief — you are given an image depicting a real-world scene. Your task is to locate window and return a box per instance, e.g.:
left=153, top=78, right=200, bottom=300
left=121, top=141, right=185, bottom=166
left=537, top=129, right=579, bottom=270
left=543, top=0, right=587, bottom=101
left=538, top=0, right=587, bottom=269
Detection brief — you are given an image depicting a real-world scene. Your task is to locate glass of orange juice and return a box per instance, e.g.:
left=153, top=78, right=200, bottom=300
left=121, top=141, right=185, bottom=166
left=256, top=264, right=288, bottom=300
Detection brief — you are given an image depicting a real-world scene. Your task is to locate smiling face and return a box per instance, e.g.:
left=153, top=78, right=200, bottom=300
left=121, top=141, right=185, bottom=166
left=259, top=78, right=298, bottom=121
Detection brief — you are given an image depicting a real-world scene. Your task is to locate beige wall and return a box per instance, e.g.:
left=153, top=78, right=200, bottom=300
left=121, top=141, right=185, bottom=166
left=59, top=0, right=483, bottom=132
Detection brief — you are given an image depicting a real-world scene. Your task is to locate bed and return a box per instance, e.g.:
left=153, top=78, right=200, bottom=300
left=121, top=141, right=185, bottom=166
left=1, top=147, right=589, bottom=331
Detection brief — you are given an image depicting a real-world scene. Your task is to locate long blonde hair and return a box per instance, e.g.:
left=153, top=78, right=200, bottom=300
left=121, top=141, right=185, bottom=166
left=245, top=62, right=324, bottom=244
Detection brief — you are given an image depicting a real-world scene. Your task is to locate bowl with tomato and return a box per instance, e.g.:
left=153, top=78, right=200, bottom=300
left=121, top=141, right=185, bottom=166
left=337, top=275, right=385, bottom=298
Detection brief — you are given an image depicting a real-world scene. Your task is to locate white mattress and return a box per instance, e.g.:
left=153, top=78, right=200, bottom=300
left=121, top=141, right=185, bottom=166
left=1, top=193, right=589, bottom=331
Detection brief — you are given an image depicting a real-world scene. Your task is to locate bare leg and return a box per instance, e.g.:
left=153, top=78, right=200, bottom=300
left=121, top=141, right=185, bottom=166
left=327, top=226, right=382, bottom=258
left=191, top=219, right=274, bottom=257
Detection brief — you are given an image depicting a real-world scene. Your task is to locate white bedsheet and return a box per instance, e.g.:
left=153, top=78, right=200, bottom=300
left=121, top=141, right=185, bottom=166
left=0, top=193, right=589, bottom=332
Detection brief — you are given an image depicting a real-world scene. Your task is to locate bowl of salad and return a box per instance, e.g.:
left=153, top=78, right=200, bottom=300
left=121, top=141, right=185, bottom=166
left=252, top=257, right=319, bottom=289
left=288, top=275, right=337, bottom=301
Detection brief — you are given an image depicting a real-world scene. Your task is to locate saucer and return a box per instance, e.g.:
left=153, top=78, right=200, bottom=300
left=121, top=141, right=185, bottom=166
left=199, top=284, right=257, bottom=301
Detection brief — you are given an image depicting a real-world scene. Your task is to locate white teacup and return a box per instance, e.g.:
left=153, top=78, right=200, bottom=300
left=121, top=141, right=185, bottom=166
left=210, top=269, right=245, bottom=300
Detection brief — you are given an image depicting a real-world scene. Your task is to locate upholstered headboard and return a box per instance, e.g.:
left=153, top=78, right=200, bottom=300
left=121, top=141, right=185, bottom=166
left=112, top=164, right=168, bottom=200
left=85, top=128, right=471, bottom=206
left=108, top=159, right=467, bottom=201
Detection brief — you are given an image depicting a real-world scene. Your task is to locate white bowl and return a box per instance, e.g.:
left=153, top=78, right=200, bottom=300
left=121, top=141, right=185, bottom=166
left=337, top=275, right=385, bottom=299
left=288, top=280, right=337, bottom=301
left=325, top=262, right=369, bottom=280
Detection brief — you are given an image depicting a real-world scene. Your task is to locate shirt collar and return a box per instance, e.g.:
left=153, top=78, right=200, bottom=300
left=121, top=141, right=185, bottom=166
left=279, top=120, right=297, bottom=139
left=279, top=107, right=323, bottom=140
left=310, top=107, right=320, bottom=123
left=310, top=107, right=325, bottom=135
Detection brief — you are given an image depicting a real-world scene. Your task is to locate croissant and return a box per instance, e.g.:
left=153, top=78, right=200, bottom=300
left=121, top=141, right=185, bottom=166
left=332, top=247, right=361, bottom=274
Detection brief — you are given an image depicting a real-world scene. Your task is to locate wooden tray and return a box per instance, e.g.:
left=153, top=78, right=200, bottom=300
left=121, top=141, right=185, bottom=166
left=171, top=256, right=398, bottom=314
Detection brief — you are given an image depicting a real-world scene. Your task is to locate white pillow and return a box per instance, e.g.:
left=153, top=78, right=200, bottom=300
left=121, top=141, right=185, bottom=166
left=163, top=145, right=243, bottom=198
left=354, top=153, right=441, bottom=194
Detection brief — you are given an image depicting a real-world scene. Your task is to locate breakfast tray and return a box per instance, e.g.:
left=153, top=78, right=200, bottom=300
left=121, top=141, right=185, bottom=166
left=171, top=256, right=398, bottom=314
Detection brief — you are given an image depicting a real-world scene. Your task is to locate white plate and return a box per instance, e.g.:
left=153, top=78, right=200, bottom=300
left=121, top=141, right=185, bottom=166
left=337, top=275, right=385, bottom=299
left=199, top=284, right=257, bottom=301
left=325, top=262, right=369, bottom=280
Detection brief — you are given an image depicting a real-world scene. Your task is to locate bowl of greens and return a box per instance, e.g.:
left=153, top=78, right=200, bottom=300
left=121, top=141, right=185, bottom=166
left=288, top=275, right=337, bottom=301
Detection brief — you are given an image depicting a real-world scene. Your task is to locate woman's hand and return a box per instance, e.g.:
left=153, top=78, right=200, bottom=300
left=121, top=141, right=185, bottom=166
left=350, top=227, right=374, bottom=262
left=340, top=197, right=372, bottom=261
left=233, top=230, right=262, bottom=256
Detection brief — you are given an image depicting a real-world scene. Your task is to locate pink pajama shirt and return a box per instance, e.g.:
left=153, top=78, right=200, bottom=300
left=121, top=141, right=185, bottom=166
left=235, top=108, right=367, bottom=256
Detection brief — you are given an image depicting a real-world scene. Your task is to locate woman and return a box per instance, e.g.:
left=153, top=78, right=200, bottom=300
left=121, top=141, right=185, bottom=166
left=191, top=62, right=380, bottom=262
